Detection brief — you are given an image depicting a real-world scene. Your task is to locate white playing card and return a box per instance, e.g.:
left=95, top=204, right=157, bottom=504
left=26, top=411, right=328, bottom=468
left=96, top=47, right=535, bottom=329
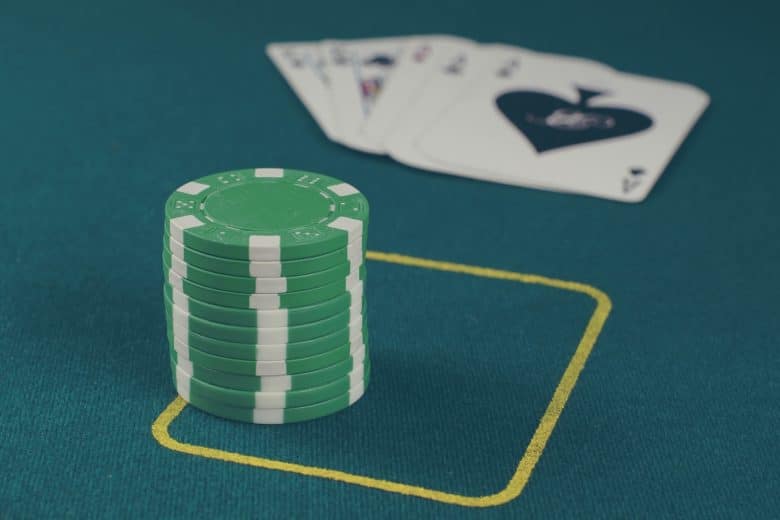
left=361, top=35, right=476, bottom=144
left=413, top=46, right=614, bottom=192
left=417, top=47, right=709, bottom=202
left=266, top=42, right=339, bottom=140
left=321, top=37, right=409, bottom=154
left=384, top=43, right=505, bottom=174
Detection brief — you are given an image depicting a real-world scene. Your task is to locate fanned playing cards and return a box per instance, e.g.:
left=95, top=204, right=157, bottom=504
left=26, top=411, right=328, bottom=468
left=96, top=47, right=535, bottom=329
left=267, top=36, right=709, bottom=203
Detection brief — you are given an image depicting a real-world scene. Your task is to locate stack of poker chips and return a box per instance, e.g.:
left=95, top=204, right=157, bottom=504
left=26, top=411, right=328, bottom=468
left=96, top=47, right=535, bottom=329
left=162, top=168, right=369, bottom=424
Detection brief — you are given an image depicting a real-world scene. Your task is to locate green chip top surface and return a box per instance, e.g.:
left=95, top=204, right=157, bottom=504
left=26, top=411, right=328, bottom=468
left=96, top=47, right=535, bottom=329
left=165, top=168, right=369, bottom=260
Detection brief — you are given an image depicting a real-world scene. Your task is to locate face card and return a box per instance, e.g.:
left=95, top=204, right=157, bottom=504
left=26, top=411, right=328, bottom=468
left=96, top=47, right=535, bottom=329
left=417, top=47, right=710, bottom=202
left=321, top=37, right=409, bottom=154
left=266, top=42, right=339, bottom=140
left=383, top=43, right=505, bottom=173
left=360, top=35, right=476, bottom=144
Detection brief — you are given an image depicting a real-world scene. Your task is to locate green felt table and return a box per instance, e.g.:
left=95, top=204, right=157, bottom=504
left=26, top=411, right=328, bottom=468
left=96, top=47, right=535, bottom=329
left=1, top=1, right=778, bottom=518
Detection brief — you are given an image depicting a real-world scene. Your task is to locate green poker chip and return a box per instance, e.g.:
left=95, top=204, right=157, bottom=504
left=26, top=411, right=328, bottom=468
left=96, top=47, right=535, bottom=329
left=166, top=317, right=368, bottom=361
left=163, top=231, right=365, bottom=278
left=163, top=283, right=362, bottom=327
left=177, top=378, right=368, bottom=424
left=171, top=337, right=364, bottom=376
left=171, top=359, right=370, bottom=409
left=169, top=343, right=369, bottom=392
left=163, top=246, right=355, bottom=293
left=165, top=168, right=369, bottom=261
left=164, top=292, right=364, bottom=344
left=165, top=257, right=366, bottom=309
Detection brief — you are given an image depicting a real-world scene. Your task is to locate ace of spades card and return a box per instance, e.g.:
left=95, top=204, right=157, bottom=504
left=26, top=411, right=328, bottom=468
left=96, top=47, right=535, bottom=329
left=417, top=47, right=710, bottom=202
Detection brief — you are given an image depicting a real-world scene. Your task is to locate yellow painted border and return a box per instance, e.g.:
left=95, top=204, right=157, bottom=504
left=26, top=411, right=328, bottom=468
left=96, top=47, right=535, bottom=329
left=152, top=251, right=612, bottom=508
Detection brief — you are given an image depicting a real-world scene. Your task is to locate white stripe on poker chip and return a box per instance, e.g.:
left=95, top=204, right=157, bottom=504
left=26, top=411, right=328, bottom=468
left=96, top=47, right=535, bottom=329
left=349, top=281, right=363, bottom=306
left=169, top=215, right=204, bottom=242
left=256, top=307, right=288, bottom=329
left=171, top=340, right=190, bottom=359
left=249, top=260, right=282, bottom=278
left=328, top=216, right=362, bottom=241
left=254, top=168, right=284, bottom=178
left=351, top=345, right=366, bottom=365
left=348, top=381, right=365, bottom=405
left=171, top=302, right=189, bottom=336
left=171, top=286, right=189, bottom=312
left=349, top=301, right=362, bottom=322
left=255, top=393, right=286, bottom=409
left=171, top=254, right=187, bottom=278
left=252, top=408, right=285, bottom=424
left=176, top=181, right=210, bottom=195
left=255, top=346, right=287, bottom=362
left=171, top=322, right=188, bottom=340
left=347, top=240, right=363, bottom=269
left=254, top=360, right=287, bottom=377
left=171, top=322, right=195, bottom=346
left=344, top=361, right=366, bottom=383
left=349, top=364, right=364, bottom=387
left=175, top=365, right=191, bottom=401
left=249, top=292, right=281, bottom=310
left=177, top=356, right=194, bottom=374
left=344, top=301, right=362, bottom=323
left=259, top=375, right=292, bottom=392
left=344, top=268, right=361, bottom=289
left=248, top=235, right=281, bottom=261
left=348, top=326, right=365, bottom=347
left=168, top=233, right=184, bottom=259
left=344, top=313, right=365, bottom=333
left=168, top=269, right=183, bottom=290
left=257, top=326, right=288, bottom=346
left=348, top=334, right=365, bottom=352
left=344, top=322, right=366, bottom=351
left=254, top=276, right=287, bottom=294
left=346, top=340, right=365, bottom=356
left=327, top=182, right=359, bottom=197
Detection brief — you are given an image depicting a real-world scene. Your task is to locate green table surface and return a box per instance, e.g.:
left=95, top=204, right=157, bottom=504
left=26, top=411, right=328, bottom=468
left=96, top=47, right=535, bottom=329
left=1, top=1, right=778, bottom=518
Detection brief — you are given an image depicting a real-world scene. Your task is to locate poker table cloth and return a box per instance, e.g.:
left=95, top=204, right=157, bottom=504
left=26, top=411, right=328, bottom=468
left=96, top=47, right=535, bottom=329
left=2, top=1, right=778, bottom=518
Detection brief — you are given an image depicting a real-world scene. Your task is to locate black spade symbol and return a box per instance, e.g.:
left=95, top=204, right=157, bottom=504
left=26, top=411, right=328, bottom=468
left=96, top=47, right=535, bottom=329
left=496, top=88, right=653, bottom=153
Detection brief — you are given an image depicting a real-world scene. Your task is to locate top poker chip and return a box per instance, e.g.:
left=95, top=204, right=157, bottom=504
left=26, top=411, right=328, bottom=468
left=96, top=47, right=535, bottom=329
left=165, top=168, right=369, bottom=261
